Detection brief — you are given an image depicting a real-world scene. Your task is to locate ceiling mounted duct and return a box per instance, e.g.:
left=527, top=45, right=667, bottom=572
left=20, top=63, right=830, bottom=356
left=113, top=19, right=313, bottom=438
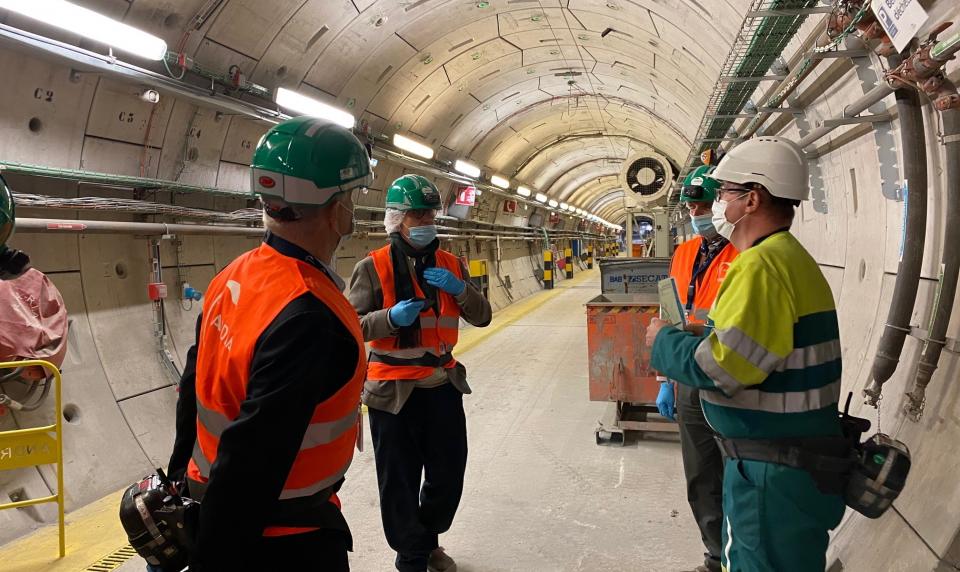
left=619, top=150, right=673, bottom=207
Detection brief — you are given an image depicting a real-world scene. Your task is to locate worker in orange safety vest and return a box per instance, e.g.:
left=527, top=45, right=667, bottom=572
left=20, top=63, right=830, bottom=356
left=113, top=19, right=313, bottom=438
left=658, top=164, right=738, bottom=572
left=348, top=174, right=492, bottom=572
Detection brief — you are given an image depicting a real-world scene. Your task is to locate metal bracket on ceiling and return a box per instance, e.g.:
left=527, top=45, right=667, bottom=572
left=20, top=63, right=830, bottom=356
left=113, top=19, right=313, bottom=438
left=808, top=49, right=871, bottom=60
left=699, top=137, right=743, bottom=143
left=848, top=36, right=900, bottom=201
left=705, top=113, right=758, bottom=119
left=721, top=75, right=788, bottom=83
left=757, top=106, right=805, bottom=114
left=746, top=7, right=834, bottom=18
left=820, top=112, right=893, bottom=128
left=790, top=93, right=828, bottom=215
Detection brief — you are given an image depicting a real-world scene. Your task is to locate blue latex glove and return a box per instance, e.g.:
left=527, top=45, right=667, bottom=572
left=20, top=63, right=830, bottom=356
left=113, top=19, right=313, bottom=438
left=656, top=381, right=676, bottom=421
left=388, top=299, right=425, bottom=327
left=423, top=267, right=466, bottom=296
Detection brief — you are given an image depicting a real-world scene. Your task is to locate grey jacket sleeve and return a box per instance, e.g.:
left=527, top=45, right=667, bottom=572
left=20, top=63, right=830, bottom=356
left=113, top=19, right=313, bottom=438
left=455, top=261, right=493, bottom=327
left=348, top=256, right=397, bottom=342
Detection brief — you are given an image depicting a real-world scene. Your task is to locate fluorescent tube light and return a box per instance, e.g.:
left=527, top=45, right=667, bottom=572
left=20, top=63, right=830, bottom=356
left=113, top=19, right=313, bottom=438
left=0, top=0, right=169, bottom=60
left=454, top=160, right=481, bottom=178
left=560, top=202, right=569, bottom=211
left=517, top=186, right=532, bottom=197
left=393, top=134, right=434, bottom=159
left=548, top=199, right=559, bottom=208
left=490, top=175, right=510, bottom=188
left=535, top=193, right=548, bottom=203
left=275, top=88, right=356, bottom=129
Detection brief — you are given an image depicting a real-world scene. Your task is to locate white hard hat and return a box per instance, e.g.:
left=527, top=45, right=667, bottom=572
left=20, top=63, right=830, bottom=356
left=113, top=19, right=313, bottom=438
left=709, top=137, right=809, bottom=201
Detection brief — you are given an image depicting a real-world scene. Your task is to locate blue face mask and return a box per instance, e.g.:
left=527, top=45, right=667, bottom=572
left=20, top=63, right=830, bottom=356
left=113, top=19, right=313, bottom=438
left=407, top=224, right=437, bottom=248
left=690, top=213, right=718, bottom=239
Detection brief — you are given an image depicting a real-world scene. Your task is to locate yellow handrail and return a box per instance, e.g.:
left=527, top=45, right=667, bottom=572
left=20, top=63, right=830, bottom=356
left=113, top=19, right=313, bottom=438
left=0, top=359, right=65, bottom=558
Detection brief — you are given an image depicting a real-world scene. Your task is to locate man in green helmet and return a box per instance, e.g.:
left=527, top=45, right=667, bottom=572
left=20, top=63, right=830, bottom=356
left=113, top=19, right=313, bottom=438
left=166, top=117, right=371, bottom=571
left=659, top=164, right=738, bottom=572
left=348, top=174, right=491, bottom=572
left=0, top=175, right=30, bottom=280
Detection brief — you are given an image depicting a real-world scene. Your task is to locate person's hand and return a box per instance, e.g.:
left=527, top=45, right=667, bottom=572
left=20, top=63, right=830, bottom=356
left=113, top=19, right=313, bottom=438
left=424, top=267, right=466, bottom=296
left=656, top=381, right=676, bottom=421
left=388, top=299, right=425, bottom=327
left=646, top=317, right=671, bottom=347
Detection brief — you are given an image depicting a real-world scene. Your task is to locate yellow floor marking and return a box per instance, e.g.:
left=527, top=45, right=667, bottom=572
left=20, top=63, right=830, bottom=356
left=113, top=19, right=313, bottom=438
left=0, top=488, right=128, bottom=571
left=0, top=269, right=600, bottom=571
left=456, top=268, right=597, bottom=356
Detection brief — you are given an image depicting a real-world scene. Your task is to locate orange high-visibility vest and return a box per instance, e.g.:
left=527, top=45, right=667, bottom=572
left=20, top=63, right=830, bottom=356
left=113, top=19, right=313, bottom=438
left=367, top=245, right=462, bottom=381
left=186, top=243, right=365, bottom=537
left=670, top=236, right=739, bottom=324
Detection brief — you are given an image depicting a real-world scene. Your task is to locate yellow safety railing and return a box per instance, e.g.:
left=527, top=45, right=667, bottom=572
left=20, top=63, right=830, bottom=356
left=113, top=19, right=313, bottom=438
left=0, top=359, right=65, bottom=557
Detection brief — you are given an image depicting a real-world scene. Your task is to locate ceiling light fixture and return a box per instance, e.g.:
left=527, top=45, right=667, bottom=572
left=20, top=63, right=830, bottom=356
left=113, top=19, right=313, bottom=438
left=454, top=159, right=481, bottom=178
left=393, top=134, right=434, bottom=159
left=276, top=88, right=356, bottom=129
left=560, top=202, right=569, bottom=211
left=517, top=186, right=532, bottom=197
left=548, top=199, right=559, bottom=208
left=491, top=175, right=510, bottom=188
left=535, top=193, right=548, bottom=203
left=0, top=0, right=168, bottom=60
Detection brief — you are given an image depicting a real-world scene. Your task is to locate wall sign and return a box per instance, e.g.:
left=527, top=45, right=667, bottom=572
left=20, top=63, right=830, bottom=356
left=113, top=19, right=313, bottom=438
left=455, top=185, right=477, bottom=206
left=871, top=0, right=929, bottom=53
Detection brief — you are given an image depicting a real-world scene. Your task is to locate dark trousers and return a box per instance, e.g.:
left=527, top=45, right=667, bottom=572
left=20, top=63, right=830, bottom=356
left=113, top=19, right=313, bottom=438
left=368, top=383, right=469, bottom=572
left=677, top=383, right=724, bottom=572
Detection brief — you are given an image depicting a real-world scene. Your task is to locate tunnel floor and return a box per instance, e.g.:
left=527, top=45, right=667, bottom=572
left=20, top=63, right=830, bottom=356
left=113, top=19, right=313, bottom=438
left=2, top=270, right=702, bottom=572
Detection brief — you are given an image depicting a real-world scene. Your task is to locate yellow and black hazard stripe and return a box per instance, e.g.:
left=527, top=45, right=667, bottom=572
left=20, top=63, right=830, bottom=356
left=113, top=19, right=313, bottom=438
left=587, top=244, right=594, bottom=269
left=565, top=247, right=574, bottom=279
left=543, top=249, right=553, bottom=289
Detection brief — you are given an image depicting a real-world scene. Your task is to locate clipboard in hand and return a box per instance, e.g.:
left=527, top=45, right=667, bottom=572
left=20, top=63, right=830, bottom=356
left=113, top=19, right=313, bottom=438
left=658, top=277, right=687, bottom=329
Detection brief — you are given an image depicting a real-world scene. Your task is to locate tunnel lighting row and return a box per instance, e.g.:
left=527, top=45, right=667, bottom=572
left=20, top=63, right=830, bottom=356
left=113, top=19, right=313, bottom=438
left=17, top=2, right=624, bottom=232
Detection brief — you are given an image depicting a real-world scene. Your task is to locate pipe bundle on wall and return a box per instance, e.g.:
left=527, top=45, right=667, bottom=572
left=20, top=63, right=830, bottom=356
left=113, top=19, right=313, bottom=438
left=905, top=108, right=960, bottom=419
left=863, top=56, right=929, bottom=405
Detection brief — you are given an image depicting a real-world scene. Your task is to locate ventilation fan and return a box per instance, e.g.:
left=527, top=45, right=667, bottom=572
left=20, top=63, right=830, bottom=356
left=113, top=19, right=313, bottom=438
left=619, top=151, right=673, bottom=206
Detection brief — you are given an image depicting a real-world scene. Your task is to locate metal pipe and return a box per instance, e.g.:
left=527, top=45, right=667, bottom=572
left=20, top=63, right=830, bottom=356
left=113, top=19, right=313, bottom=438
left=15, top=218, right=265, bottom=237
left=904, top=108, right=960, bottom=421
left=16, top=218, right=601, bottom=245
left=800, top=28, right=960, bottom=150
left=863, top=55, right=929, bottom=406
left=797, top=83, right=896, bottom=149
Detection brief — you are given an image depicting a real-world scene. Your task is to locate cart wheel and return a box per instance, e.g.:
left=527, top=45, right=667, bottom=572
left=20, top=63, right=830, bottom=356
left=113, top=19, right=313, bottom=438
left=595, top=430, right=609, bottom=445
left=610, top=431, right=625, bottom=446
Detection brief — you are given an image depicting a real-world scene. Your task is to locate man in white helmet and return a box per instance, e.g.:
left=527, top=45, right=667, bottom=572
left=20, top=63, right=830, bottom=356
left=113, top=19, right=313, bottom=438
left=646, top=137, right=846, bottom=572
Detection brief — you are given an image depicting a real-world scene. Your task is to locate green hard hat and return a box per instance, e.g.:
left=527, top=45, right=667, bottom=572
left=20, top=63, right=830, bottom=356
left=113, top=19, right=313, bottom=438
left=680, top=165, right=721, bottom=203
left=0, top=176, right=14, bottom=249
left=386, top=174, right=442, bottom=211
left=251, top=116, right=373, bottom=207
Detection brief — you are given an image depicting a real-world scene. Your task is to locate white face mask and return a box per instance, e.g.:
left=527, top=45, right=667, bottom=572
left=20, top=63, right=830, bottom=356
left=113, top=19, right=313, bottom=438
left=711, top=193, right=750, bottom=241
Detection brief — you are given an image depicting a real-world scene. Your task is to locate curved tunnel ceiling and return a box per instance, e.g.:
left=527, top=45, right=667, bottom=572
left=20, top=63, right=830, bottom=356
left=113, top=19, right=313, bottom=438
left=0, top=0, right=750, bottom=223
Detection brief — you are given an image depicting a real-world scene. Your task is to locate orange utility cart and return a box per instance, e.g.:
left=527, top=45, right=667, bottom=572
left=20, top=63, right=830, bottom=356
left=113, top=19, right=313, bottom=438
left=586, top=291, right=679, bottom=444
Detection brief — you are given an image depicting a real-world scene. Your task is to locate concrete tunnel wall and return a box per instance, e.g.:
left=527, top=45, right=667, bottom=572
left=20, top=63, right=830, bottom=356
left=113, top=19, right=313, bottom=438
left=2, top=0, right=960, bottom=570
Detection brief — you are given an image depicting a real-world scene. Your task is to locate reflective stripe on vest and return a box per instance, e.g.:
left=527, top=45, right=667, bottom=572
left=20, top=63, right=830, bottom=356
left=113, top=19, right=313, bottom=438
left=186, top=243, right=365, bottom=537
left=670, top=237, right=739, bottom=325
left=367, top=245, right=462, bottom=380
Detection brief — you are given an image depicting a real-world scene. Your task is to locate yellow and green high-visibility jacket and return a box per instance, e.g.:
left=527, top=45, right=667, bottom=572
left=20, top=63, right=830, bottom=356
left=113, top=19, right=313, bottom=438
left=651, top=230, right=842, bottom=439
